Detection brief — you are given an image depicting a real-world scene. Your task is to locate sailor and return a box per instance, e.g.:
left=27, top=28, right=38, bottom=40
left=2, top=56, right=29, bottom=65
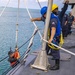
left=62, top=13, right=68, bottom=38
left=8, top=47, right=20, bottom=68
left=67, top=12, right=74, bottom=35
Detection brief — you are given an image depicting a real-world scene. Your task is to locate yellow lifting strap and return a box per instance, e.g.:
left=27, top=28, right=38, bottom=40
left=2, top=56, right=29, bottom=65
left=59, top=32, right=64, bottom=46
left=48, top=29, right=64, bottom=50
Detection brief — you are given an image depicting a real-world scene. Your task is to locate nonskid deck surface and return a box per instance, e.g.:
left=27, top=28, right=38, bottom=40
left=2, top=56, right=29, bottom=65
left=7, top=54, right=75, bottom=75
left=7, top=28, right=75, bottom=75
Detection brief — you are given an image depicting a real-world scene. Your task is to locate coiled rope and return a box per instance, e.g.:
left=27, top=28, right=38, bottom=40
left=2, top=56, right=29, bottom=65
left=37, top=0, right=41, bottom=8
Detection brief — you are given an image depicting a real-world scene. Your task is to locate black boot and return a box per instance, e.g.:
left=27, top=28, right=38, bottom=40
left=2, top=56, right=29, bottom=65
left=50, top=59, right=60, bottom=70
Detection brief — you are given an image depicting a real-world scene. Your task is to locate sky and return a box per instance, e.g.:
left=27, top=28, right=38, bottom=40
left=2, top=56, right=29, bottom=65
left=0, top=0, right=71, bottom=11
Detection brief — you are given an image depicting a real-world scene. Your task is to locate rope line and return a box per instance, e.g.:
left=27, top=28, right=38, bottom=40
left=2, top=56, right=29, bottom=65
left=15, top=0, right=20, bottom=46
left=24, top=0, right=42, bottom=40
left=24, top=0, right=75, bottom=56
left=37, top=0, right=41, bottom=8
left=0, top=0, right=11, bottom=63
left=16, top=0, right=20, bottom=24
left=0, top=0, right=10, bottom=17
left=0, top=56, right=8, bottom=63
left=43, top=39, right=75, bottom=56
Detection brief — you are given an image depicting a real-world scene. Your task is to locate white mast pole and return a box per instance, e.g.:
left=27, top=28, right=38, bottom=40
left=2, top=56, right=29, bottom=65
left=42, top=0, right=53, bottom=51
left=31, top=0, right=53, bottom=71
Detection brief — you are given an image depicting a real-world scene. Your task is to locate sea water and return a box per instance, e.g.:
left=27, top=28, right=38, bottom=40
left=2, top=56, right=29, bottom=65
left=0, top=7, right=44, bottom=75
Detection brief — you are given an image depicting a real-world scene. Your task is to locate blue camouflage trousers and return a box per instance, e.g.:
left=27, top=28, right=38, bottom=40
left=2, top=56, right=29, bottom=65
left=46, top=37, right=60, bottom=59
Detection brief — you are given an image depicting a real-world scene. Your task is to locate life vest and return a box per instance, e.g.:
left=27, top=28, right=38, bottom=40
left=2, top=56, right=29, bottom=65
left=8, top=50, right=20, bottom=67
left=48, top=13, right=64, bottom=50
left=51, top=13, right=61, bottom=37
left=14, top=51, right=20, bottom=59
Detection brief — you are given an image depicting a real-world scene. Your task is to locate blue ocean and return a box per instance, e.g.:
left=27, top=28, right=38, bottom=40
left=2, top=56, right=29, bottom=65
left=0, top=7, right=44, bottom=75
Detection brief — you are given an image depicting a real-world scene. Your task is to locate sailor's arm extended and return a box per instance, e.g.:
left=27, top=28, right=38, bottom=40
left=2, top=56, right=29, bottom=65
left=48, top=27, right=56, bottom=44
left=59, top=0, right=69, bottom=23
left=31, top=17, right=42, bottom=22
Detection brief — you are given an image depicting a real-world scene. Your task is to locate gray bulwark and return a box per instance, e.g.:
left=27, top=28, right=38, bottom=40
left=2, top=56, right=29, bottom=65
left=6, top=28, right=75, bottom=75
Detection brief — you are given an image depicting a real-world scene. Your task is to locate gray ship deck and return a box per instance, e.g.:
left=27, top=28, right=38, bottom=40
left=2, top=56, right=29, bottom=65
left=6, top=27, right=75, bottom=75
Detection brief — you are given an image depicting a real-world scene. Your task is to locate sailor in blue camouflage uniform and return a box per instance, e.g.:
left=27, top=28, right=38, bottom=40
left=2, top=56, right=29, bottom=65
left=67, top=12, right=74, bottom=35
left=31, top=5, right=61, bottom=70
left=41, top=5, right=61, bottom=70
